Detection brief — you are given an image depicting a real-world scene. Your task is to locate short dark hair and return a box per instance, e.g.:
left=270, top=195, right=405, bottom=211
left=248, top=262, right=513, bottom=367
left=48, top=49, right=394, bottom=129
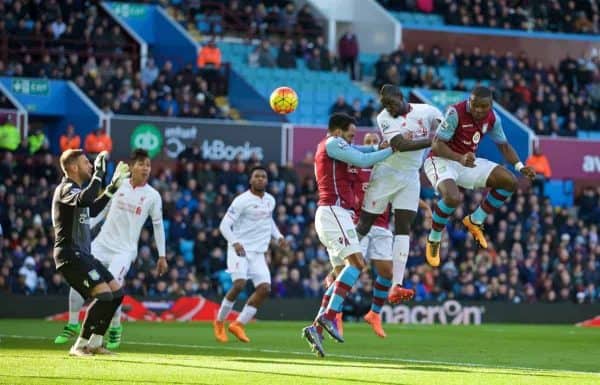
left=59, top=149, right=84, bottom=175
left=130, top=148, right=150, bottom=163
left=380, top=84, right=403, bottom=100
left=472, top=86, right=493, bottom=99
left=249, top=165, right=268, bottom=178
left=328, top=113, right=356, bottom=133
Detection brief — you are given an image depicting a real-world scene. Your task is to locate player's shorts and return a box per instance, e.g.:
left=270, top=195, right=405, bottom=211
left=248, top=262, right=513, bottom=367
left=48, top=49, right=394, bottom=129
left=58, top=251, right=115, bottom=300
left=226, top=248, right=271, bottom=286
left=315, top=205, right=361, bottom=267
left=424, top=156, right=498, bottom=191
left=91, top=242, right=136, bottom=286
left=362, top=164, right=420, bottom=214
left=360, top=225, right=393, bottom=262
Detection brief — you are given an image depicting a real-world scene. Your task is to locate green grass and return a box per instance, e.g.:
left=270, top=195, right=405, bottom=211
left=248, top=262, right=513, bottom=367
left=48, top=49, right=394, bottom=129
left=0, top=320, right=599, bottom=384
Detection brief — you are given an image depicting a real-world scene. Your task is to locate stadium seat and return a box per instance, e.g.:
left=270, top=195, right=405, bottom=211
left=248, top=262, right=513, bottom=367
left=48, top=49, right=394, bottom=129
left=179, top=239, right=195, bottom=263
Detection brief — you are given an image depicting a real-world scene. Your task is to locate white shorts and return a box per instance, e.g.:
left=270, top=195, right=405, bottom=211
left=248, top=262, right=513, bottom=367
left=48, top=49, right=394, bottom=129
left=362, top=164, right=420, bottom=214
left=315, top=205, right=361, bottom=267
left=91, top=242, right=134, bottom=286
left=226, top=247, right=271, bottom=286
left=360, top=226, right=393, bottom=262
left=424, top=156, right=498, bottom=191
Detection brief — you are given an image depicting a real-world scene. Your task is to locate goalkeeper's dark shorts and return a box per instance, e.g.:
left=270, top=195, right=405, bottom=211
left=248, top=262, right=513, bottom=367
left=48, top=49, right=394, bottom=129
left=58, top=252, right=115, bottom=300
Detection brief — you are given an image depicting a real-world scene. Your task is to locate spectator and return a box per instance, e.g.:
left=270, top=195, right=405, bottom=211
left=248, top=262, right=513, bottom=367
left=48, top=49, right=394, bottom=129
left=28, top=128, right=49, bottom=155
left=197, top=38, right=222, bottom=70
left=84, top=127, right=113, bottom=155
left=277, top=40, right=297, bottom=69
left=141, top=58, right=159, bottom=87
left=18, top=256, right=38, bottom=295
left=59, top=124, right=81, bottom=152
left=338, top=30, right=359, bottom=80
left=253, top=40, right=276, bottom=68
left=0, top=115, right=20, bottom=151
left=526, top=142, right=553, bottom=196
left=329, top=96, right=353, bottom=115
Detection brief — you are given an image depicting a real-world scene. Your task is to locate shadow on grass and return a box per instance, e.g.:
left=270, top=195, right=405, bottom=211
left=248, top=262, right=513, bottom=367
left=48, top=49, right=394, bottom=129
left=229, top=358, right=569, bottom=378
left=0, top=374, right=213, bottom=385
left=97, top=358, right=409, bottom=385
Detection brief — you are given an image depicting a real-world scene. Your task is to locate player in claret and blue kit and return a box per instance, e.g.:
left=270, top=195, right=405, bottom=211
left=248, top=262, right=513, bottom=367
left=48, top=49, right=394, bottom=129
left=423, top=87, right=536, bottom=266
left=302, top=113, right=394, bottom=357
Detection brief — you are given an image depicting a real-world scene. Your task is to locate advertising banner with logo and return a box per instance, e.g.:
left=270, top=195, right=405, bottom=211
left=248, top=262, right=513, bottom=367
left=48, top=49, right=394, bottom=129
left=538, top=137, right=600, bottom=180
left=291, top=125, right=376, bottom=164
left=110, top=115, right=285, bottom=163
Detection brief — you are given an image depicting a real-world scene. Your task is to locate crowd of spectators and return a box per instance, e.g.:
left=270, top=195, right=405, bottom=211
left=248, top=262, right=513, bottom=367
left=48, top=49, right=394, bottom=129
left=170, top=0, right=323, bottom=40
left=372, top=44, right=600, bottom=136
left=1, top=146, right=599, bottom=306
left=0, top=1, right=228, bottom=119
left=379, top=0, right=600, bottom=34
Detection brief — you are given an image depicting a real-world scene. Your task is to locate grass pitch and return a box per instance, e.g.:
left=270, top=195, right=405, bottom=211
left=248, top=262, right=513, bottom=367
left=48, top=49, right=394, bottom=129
left=0, top=319, right=599, bottom=385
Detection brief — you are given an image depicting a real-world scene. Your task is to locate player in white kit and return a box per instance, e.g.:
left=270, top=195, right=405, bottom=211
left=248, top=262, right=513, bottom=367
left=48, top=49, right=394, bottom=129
left=355, top=85, right=440, bottom=315
left=54, top=149, right=167, bottom=349
left=214, top=166, right=286, bottom=343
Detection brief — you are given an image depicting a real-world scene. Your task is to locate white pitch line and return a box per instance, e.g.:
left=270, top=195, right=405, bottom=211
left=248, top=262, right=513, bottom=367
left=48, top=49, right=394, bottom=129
left=1, top=334, right=598, bottom=377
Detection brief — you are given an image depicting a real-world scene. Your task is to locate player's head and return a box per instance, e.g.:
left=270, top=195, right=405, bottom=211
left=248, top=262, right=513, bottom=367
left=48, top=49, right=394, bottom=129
left=363, top=132, right=380, bottom=147
left=130, top=148, right=151, bottom=184
left=328, top=113, right=357, bottom=144
left=380, top=84, right=407, bottom=118
left=249, top=166, right=268, bottom=193
left=469, top=86, right=493, bottom=122
left=59, top=149, right=92, bottom=182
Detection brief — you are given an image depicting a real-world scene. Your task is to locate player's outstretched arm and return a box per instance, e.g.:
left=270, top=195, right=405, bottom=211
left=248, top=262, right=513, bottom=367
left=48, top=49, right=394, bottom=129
left=496, top=142, right=536, bottom=180
left=325, top=137, right=392, bottom=168
left=390, top=134, right=431, bottom=152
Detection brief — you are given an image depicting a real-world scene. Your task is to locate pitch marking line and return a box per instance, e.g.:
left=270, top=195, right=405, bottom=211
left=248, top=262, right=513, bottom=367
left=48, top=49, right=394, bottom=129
left=1, top=334, right=598, bottom=377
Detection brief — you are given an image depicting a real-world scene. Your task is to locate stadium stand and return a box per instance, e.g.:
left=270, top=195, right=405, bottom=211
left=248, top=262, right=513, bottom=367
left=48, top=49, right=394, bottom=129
left=0, top=0, right=230, bottom=119
left=378, top=0, right=600, bottom=34
left=367, top=44, right=600, bottom=136
left=1, top=149, right=598, bottom=304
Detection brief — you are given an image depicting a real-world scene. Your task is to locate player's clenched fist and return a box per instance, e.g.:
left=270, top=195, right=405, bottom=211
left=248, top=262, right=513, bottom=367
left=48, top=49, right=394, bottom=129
left=461, top=152, right=476, bottom=168
left=520, top=165, right=536, bottom=181
left=233, top=242, right=246, bottom=257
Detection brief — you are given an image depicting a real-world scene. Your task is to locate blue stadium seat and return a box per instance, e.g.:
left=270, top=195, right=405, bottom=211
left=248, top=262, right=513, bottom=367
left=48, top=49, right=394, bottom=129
left=544, top=180, right=574, bottom=207
left=179, top=239, right=195, bottom=263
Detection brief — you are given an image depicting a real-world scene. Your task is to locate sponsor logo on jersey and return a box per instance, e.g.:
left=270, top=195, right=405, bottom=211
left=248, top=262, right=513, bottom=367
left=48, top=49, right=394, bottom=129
left=88, top=269, right=100, bottom=281
left=135, top=206, right=142, bottom=215
left=472, top=132, right=481, bottom=144
left=380, top=120, right=390, bottom=130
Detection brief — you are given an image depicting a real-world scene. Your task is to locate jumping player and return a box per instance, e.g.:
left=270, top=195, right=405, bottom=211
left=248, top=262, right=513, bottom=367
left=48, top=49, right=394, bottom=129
left=355, top=84, right=440, bottom=303
left=302, top=113, right=394, bottom=357
left=354, top=132, right=432, bottom=338
left=423, top=86, right=535, bottom=266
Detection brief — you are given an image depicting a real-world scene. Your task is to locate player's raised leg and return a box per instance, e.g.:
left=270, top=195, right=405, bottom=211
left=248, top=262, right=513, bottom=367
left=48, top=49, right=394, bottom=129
left=229, top=279, right=270, bottom=343
left=464, top=164, right=517, bottom=247
left=427, top=178, right=461, bottom=267
left=388, top=209, right=418, bottom=302
left=54, top=288, right=83, bottom=344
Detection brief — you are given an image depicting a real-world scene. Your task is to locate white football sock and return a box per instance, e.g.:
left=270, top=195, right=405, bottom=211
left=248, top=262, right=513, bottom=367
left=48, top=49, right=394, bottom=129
left=110, top=306, right=122, bottom=328
left=68, top=288, right=85, bottom=324
left=216, top=298, right=235, bottom=322
left=73, top=336, right=89, bottom=350
left=88, top=334, right=103, bottom=349
left=392, top=235, right=410, bottom=286
left=237, top=304, right=257, bottom=325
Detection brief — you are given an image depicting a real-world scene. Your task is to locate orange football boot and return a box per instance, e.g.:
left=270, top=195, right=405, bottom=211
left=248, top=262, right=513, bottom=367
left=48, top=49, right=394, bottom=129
left=228, top=321, right=250, bottom=343
left=213, top=320, right=228, bottom=343
left=335, top=312, right=344, bottom=337
left=387, top=285, right=415, bottom=305
left=363, top=310, right=386, bottom=338
left=462, top=216, right=488, bottom=249
left=426, top=240, right=441, bottom=267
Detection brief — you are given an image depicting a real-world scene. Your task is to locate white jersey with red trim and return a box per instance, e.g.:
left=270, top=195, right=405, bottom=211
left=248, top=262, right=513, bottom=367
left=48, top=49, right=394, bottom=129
left=376, top=103, right=443, bottom=172
left=93, top=179, right=163, bottom=257
left=220, top=190, right=279, bottom=253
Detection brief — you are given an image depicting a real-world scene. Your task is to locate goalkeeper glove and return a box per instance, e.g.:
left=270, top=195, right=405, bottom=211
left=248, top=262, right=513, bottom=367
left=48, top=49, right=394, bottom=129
left=92, top=151, right=108, bottom=182
left=106, top=161, right=130, bottom=197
